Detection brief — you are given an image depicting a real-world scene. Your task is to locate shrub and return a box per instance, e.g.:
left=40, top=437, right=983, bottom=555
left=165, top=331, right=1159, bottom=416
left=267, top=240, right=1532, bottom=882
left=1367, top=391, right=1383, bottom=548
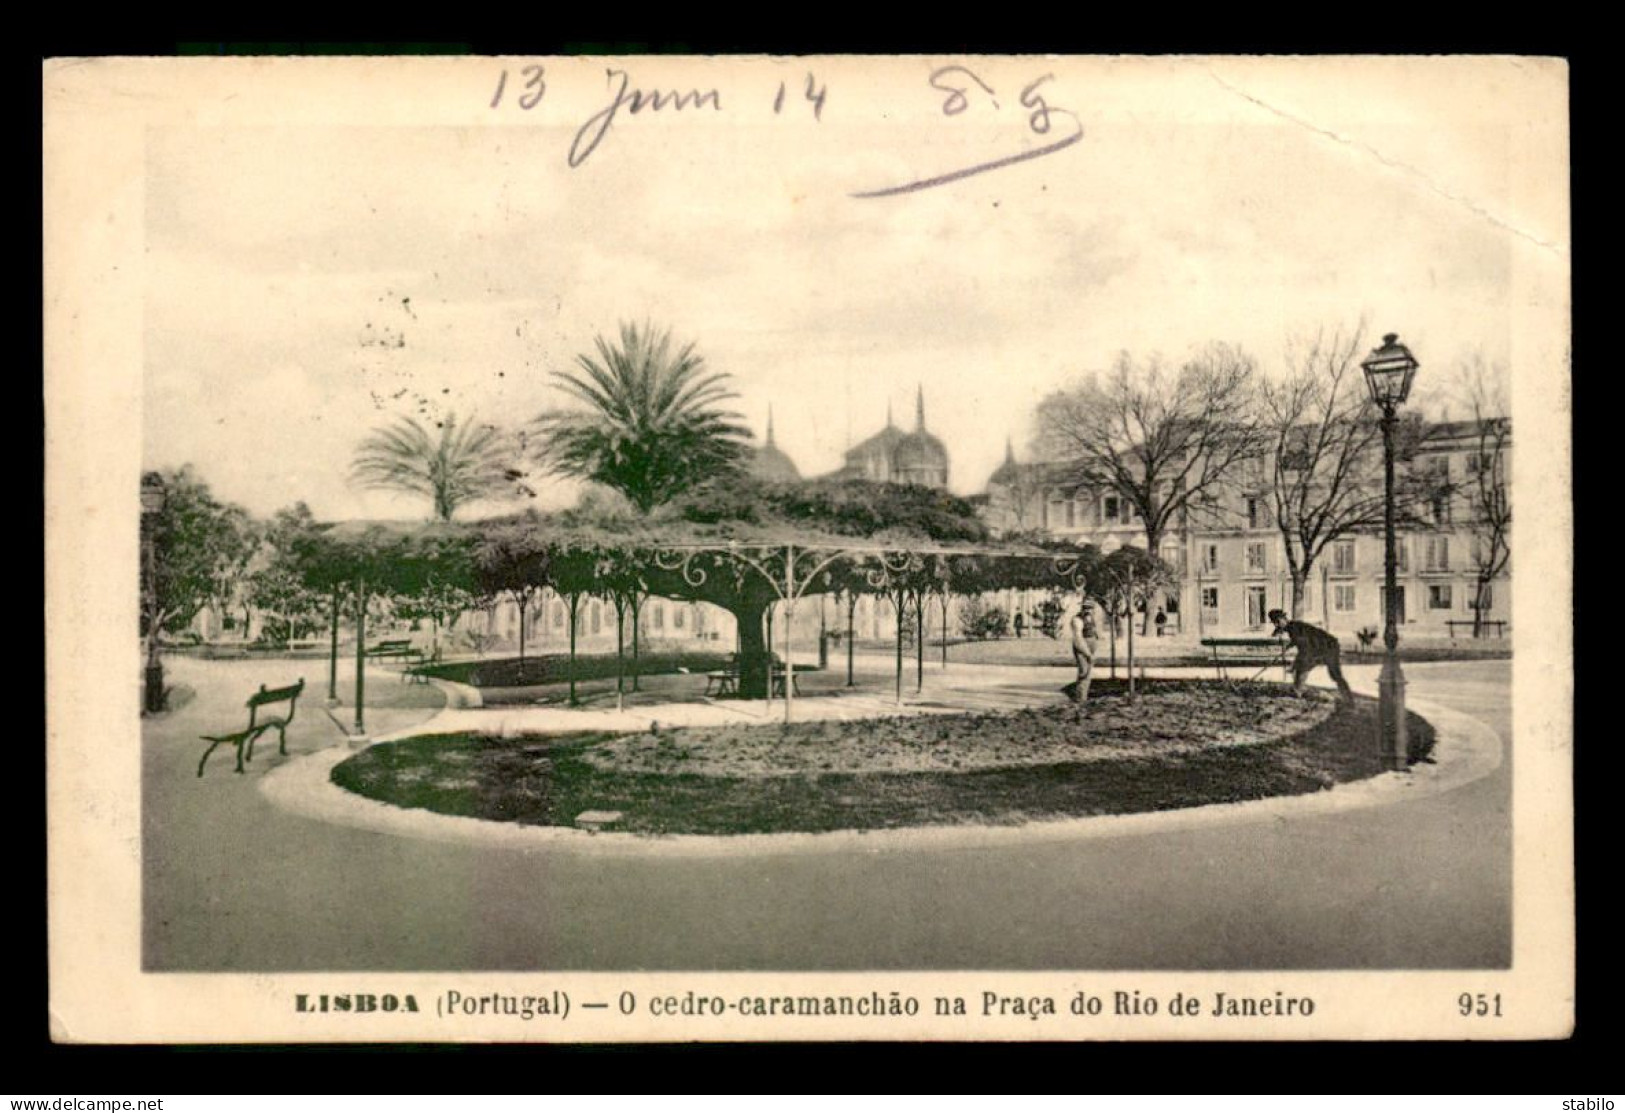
left=1034, top=594, right=1067, bottom=639
left=958, top=597, right=1010, bottom=640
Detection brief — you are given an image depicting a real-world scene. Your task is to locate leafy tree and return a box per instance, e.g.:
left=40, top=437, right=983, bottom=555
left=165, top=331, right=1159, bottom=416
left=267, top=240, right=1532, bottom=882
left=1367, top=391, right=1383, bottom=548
left=474, top=521, right=552, bottom=672
left=140, top=467, right=254, bottom=675
left=546, top=541, right=610, bottom=706
left=1092, top=546, right=1171, bottom=693
left=350, top=413, right=516, bottom=521
left=531, top=322, right=752, bottom=514
left=389, top=532, right=482, bottom=657
left=246, top=503, right=330, bottom=645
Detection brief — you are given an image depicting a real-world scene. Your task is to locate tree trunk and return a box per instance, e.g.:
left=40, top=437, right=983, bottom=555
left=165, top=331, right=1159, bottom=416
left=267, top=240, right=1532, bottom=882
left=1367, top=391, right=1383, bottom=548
left=845, top=593, right=857, bottom=688
left=631, top=594, right=642, bottom=692
left=1107, top=597, right=1118, bottom=679
left=731, top=597, right=773, bottom=700
left=1290, top=566, right=1309, bottom=621
left=614, top=595, right=626, bottom=710
left=1473, top=577, right=1492, bottom=637
left=567, top=595, right=580, bottom=706
left=893, top=591, right=905, bottom=703
left=915, top=592, right=925, bottom=694
left=1126, top=570, right=1137, bottom=699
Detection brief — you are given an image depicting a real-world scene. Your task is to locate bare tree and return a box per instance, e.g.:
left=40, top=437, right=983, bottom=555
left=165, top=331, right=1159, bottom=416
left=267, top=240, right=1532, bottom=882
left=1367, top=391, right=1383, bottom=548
left=1259, top=325, right=1449, bottom=619
left=1456, top=354, right=1512, bottom=634
left=1035, top=344, right=1263, bottom=557
left=1259, top=325, right=1388, bottom=619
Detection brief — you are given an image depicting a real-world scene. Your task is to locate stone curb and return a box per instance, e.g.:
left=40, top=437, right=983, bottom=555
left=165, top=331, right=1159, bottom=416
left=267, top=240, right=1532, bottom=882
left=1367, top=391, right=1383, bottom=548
left=259, top=682, right=1502, bottom=859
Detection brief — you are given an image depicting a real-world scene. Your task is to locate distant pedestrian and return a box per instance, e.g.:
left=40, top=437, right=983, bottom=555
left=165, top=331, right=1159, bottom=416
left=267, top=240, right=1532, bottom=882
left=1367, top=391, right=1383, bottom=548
left=1268, top=609, right=1354, bottom=702
left=1013, top=612, right=1026, bottom=639
left=1154, top=609, right=1168, bottom=637
left=1062, top=602, right=1099, bottom=706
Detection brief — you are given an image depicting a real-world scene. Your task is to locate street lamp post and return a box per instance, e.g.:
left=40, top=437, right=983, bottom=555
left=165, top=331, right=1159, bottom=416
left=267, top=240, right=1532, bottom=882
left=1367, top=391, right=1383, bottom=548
left=1361, top=332, right=1420, bottom=773
left=140, top=476, right=167, bottom=715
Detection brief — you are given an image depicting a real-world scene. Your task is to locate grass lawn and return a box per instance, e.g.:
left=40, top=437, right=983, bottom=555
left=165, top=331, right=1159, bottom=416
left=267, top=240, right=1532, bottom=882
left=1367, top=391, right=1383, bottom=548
left=331, top=681, right=1437, bottom=835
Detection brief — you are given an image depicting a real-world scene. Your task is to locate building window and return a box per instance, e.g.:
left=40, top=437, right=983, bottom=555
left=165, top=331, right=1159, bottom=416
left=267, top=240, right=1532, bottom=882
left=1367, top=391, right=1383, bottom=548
left=1201, top=586, right=1219, bottom=611
left=1201, top=543, right=1220, bottom=574
left=1432, top=492, right=1453, bottom=525
left=1395, top=537, right=1409, bottom=574
left=1331, top=540, right=1356, bottom=575
left=1469, top=584, right=1493, bottom=611
left=1103, top=495, right=1120, bottom=523
left=1065, top=501, right=1076, bottom=529
left=674, top=606, right=686, bottom=630
left=1245, top=586, right=1269, bottom=628
left=651, top=603, right=665, bottom=630
left=1160, top=543, right=1185, bottom=574
left=1334, top=585, right=1357, bottom=612
left=552, top=602, right=565, bottom=628
left=590, top=602, right=602, bottom=634
left=1423, top=536, right=1451, bottom=572
left=1244, top=541, right=1268, bottom=574
left=1428, top=584, right=1454, bottom=610
left=1245, top=496, right=1269, bottom=530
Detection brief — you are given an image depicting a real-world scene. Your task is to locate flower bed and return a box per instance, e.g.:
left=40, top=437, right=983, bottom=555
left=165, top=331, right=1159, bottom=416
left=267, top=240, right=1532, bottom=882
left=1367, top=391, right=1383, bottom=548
left=330, top=681, right=1436, bottom=836
left=416, top=651, right=737, bottom=689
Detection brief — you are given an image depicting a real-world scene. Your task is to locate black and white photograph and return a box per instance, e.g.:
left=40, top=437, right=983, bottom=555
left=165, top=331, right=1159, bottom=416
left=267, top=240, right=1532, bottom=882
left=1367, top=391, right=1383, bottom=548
left=44, top=54, right=1572, bottom=1042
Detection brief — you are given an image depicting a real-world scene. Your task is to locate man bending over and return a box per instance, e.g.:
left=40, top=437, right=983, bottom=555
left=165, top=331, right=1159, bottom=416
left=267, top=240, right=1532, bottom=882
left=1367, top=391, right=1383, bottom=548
left=1268, top=608, right=1354, bottom=703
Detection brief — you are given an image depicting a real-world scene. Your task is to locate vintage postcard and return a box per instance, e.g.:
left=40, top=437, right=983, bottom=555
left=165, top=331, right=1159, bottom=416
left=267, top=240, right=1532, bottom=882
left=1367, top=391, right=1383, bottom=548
left=44, top=54, right=1572, bottom=1042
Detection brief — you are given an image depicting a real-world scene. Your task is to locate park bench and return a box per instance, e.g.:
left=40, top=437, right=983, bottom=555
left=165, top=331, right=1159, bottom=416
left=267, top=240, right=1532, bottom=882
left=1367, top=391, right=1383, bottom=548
left=1447, top=619, right=1507, bottom=639
left=703, top=656, right=805, bottom=698
left=704, top=655, right=741, bottom=697
left=366, top=639, right=427, bottom=681
left=770, top=667, right=804, bottom=698
left=197, top=678, right=305, bottom=777
left=1200, top=636, right=1290, bottom=683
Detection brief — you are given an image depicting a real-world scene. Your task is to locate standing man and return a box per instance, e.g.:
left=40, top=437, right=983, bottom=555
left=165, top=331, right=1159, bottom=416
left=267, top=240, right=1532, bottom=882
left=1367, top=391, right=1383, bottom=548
left=1013, top=611, right=1026, bottom=639
left=1063, top=599, right=1099, bottom=706
left=1268, top=608, right=1354, bottom=702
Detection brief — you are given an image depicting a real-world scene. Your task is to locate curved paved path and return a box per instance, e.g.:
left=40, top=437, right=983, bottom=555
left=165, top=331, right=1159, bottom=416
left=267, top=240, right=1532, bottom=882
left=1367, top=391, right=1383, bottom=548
left=143, top=655, right=1509, bottom=970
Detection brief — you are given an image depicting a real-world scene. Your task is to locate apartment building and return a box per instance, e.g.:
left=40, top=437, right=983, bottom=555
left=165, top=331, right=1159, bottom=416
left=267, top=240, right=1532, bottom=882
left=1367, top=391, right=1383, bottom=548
left=981, top=418, right=1510, bottom=640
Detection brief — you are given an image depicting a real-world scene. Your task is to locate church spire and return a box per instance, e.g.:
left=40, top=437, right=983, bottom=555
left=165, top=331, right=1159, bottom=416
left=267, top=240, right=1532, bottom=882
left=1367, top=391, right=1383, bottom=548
left=916, top=384, right=926, bottom=431
left=766, top=404, right=776, bottom=446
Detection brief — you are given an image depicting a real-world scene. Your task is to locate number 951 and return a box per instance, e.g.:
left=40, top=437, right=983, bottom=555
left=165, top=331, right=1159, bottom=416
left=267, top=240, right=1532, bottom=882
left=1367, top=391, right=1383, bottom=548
left=1458, top=992, right=1502, bottom=1017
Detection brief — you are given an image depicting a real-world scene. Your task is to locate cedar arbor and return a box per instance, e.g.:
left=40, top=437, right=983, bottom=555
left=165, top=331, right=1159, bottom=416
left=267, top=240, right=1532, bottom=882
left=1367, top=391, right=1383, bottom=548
left=289, top=477, right=1167, bottom=732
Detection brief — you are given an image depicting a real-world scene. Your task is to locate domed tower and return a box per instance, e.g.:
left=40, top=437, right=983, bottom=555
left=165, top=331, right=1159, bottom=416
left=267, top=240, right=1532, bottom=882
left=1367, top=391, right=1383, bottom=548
left=989, top=435, right=1021, bottom=486
left=749, top=405, right=802, bottom=483
left=891, top=385, right=949, bottom=488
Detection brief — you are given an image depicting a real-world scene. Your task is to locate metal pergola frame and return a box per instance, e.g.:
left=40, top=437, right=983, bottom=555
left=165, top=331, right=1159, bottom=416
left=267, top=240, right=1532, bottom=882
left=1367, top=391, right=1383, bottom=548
left=316, top=525, right=1129, bottom=733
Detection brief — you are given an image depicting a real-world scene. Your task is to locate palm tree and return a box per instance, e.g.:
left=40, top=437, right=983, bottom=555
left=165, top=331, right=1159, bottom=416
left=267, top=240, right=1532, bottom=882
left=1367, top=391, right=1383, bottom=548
left=532, top=322, right=750, bottom=514
left=349, top=413, right=514, bottom=521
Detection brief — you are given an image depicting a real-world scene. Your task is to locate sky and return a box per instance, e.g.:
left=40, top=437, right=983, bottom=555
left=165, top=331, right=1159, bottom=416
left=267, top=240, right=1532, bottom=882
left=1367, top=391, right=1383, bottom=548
left=141, top=57, right=1530, bottom=522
